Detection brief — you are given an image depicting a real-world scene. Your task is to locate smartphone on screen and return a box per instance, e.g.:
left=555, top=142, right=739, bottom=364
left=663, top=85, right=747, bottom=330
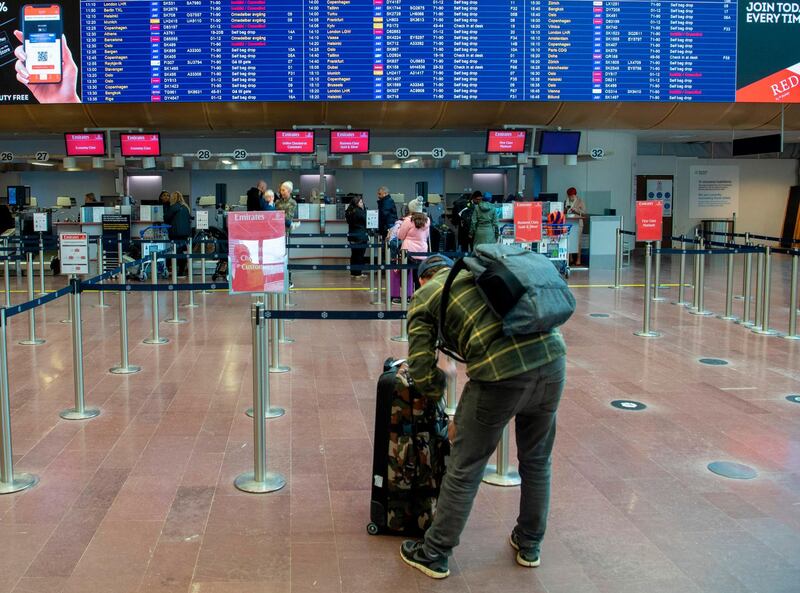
left=21, top=4, right=63, bottom=84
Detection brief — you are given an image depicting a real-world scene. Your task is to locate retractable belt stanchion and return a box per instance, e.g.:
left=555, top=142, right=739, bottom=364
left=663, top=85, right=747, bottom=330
left=690, top=239, right=712, bottom=316
left=235, top=303, right=286, bottom=494
left=673, top=235, right=691, bottom=306
left=0, top=308, right=38, bottom=494
left=278, top=291, right=293, bottom=344
left=268, top=293, right=289, bottom=373
left=385, top=243, right=391, bottom=312
left=95, top=239, right=109, bottom=308
left=444, top=359, right=458, bottom=416
left=739, top=238, right=755, bottom=327
left=110, top=250, right=141, bottom=374
left=635, top=243, right=660, bottom=338
left=652, top=240, right=665, bottom=301
left=144, top=250, right=168, bottom=344
left=185, top=238, right=198, bottom=308
left=718, top=249, right=738, bottom=321
left=613, top=227, right=622, bottom=289
left=392, top=250, right=409, bottom=342
left=752, top=246, right=765, bottom=331
left=60, top=278, right=100, bottom=420
left=369, top=235, right=376, bottom=294
left=61, top=249, right=74, bottom=322
left=247, top=296, right=285, bottom=419
left=785, top=252, right=799, bottom=341
left=372, top=240, right=383, bottom=306
left=38, top=233, right=46, bottom=297
left=735, top=232, right=750, bottom=301
left=753, top=246, right=778, bottom=336
left=166, top=244, right=187, bottom=324
left=285, top=235, right=294, bottom=308
left=3, top=257, right=10, bottom=308
left=19, top=252, right=45, bottom=346
left=482, top=425, right=521, bottom=487
left=200, top=242, right=209, bottom=294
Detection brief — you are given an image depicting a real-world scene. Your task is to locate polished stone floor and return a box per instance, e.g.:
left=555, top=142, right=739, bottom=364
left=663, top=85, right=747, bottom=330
left=0, top=253, right=798, bottom=593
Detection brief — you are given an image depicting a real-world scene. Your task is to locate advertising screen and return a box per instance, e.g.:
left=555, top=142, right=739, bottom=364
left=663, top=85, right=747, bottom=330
left=486, top=130, right=527, bottom=154
left=120, top=133, right=161, bottom=157
left=536, top=131, right=582, bottom=155
left=275, top=130, right=315, bottom=154
left=65, top=132, right=105, bottom=156
left=330, top=130, right=370, bottom=154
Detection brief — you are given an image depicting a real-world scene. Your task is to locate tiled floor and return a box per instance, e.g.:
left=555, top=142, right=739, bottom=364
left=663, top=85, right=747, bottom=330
left=0, top=253, right=798, bottom=593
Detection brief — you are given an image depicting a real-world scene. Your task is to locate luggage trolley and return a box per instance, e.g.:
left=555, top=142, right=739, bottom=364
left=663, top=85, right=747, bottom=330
left=539, top=222, right=572, bottom=278
left=138, top=224, right=171, bottom=281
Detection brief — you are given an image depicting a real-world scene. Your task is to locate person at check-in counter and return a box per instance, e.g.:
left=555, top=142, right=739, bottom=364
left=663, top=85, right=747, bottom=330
left=84, top=192, right=98, bottom=205
left=565, top=187, right=586, bottom=266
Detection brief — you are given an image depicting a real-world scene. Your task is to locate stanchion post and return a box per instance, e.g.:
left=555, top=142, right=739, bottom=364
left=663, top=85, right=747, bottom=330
left=690, top=240, right=713, bottom=316
left=110, top=255, right=141, bottom=374
left=652, top=240, right=665, bottom=301
left=392, top=250, right=409, bottom=342
left=738, top=240, right=755, bottom=327
left=0, top=308, right=38, bottom=494
left=247, top=296, right=285, bottom=419
left=60, top=278, right=100, bottom=420
left=753, top=246, right=778, bottom=336
left=19, top=252, right=45, bottom=345
left=482, top=425, right=521, bottom=487
left=369, top=234, right=376, bottom=294
left=143, top=250, right=168, bottom=344
left=635, top=243, right=661, bottom=337
left=95, top=239, right=109, bottom=308
left=278, top=291, right=293, bottom=344
left=3, top=256, right=10, bottom=308
left=785, top=253, right=799, bottom=340
left=235, top=303, right=286, bottom=494
left=38, top=233, right=46, bottom=296
left=200, top=240, right=209, bottom=294
left=753, top=246, right=765, bottom=331
left=718, top=250, right=738, bottom=321
left=444, top=357, right=458, bottom=416
left=613, top=227, right=622, bottom=288
left=166, top=244, right=187, bottom=324
left=268, top=293, right=289, bottom=373
left=385, top=243, right=392, bottom=311
left=673, top=235, right=690, bottom=306
left=185, top=238, right=198, bottom=308
left=372, top=240, right=383, bottom=306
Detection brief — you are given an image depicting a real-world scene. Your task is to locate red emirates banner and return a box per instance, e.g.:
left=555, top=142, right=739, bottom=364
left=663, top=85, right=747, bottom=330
left=228, top=211, right=287, bottom=294
left=636, top=201, right=663, bottom=242
left=514, top=202, right=542, bottom=243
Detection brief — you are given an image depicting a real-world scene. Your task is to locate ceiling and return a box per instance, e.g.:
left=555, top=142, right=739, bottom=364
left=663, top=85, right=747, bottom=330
left=0, top=101, right=797, bottom=135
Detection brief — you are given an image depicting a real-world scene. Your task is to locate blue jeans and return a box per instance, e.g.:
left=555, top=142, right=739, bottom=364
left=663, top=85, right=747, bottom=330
left=422, top=357, right=566, bottom=557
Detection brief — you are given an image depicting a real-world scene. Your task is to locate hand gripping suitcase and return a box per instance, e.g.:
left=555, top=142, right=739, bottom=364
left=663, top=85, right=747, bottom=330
left=367, top=359, right=449, bottom=536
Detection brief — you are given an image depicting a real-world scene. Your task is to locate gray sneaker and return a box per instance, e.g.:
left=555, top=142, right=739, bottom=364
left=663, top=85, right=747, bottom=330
left=510, top=531, right=541, bottom=567
left=400, top=540, right=450, bottom=579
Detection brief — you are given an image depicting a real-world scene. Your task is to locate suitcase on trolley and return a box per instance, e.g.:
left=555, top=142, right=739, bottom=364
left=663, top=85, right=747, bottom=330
left=367, top=359, right=449, bottom=536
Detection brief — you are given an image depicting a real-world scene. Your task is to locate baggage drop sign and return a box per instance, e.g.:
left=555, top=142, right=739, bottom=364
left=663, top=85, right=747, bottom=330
left=228, top=211, right=287, bottom=294
left=636, top=201, right=663, bottom=242
left=514, top=202, right=542, bottom=243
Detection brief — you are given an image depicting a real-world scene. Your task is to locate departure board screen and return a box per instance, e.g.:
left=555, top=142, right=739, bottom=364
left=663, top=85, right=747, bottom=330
left=0, top=0, right=798, bottom=105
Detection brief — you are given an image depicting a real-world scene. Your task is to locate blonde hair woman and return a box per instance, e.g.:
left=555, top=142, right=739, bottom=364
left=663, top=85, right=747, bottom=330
left=164, top=190, right=192, bottom=275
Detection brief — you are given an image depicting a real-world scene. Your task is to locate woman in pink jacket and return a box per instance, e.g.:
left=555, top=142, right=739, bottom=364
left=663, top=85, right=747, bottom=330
left=397, top=198, right=430, bottom=290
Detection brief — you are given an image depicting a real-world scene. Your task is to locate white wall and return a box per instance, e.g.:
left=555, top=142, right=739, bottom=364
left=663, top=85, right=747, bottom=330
left=544, top=131, right=637, bottom=220
left=0, top=171, right=117, bottom=208
left=636, top=156, right=799, bottom=238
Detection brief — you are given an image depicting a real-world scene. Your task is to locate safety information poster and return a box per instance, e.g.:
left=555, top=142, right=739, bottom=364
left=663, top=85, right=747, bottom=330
left=689, top=166, right=740, bottom=219
left=228, top=211, right=287, bottom=294
left=59, top=233, right=89, bottom=275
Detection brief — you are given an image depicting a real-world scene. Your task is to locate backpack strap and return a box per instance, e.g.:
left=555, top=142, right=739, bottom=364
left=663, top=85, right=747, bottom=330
left=437, top=258, right=468, bottom=363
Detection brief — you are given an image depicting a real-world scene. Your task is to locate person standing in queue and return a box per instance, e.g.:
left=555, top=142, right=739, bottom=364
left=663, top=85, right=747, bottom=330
left=399, top=255, right=567, bottom=579
left=345, top=196, right=368, bottom=279
left=164, top=191, right=192, bottom=277
left=469, top=192, right=499, bottom=248
left=565, top=187, right=586, bottom=266
left=377, top=186, right=397, bottom=239
left=276, top=181, right=298, bottom=288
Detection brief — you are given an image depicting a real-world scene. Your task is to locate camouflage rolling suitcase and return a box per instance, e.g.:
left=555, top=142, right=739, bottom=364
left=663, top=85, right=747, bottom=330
left=367, top=359, right=449, bottom=536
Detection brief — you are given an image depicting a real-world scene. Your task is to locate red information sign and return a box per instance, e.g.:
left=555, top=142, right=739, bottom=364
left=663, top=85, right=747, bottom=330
left=228, top=211, right=287, bottom=294
left=514, top=202, right=542, bottom=243
left=636, top=200, right=663, bottom=242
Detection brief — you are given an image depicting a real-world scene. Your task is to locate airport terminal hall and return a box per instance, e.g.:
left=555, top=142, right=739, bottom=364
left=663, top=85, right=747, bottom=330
left=1, top=1, right=800, bottom=593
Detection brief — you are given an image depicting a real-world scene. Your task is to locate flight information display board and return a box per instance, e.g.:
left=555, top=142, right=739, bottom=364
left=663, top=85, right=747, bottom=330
left=0, top=0, right=798, bottom=105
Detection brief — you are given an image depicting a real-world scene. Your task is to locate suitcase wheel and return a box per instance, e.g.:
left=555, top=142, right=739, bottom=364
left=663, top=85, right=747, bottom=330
left=366, top=522, right=379, bottom=536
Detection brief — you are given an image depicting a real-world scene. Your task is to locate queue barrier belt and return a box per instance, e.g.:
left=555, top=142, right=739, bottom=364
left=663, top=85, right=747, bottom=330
left=262, top=309, right=407, bottom=321
left=654, top=247, right=761, bottom=256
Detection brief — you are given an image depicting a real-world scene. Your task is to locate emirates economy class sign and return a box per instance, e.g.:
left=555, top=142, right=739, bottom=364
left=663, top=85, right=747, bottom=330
left=0, top=0, right=797, bottom=104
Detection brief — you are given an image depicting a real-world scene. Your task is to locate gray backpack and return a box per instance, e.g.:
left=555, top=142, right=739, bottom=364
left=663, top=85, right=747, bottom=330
left=438, top=244, right=575, bottom=361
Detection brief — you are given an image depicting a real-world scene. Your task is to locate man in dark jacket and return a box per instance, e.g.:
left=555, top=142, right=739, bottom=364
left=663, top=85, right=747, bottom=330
left=377, top=186, right=397, bottom=237
left=399, top=255, right=567, bottom=579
